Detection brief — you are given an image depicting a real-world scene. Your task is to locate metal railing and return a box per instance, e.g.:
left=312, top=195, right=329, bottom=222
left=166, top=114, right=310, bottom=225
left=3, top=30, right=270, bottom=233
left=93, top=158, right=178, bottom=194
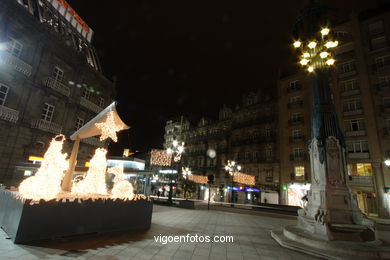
left=0, top=51, right=32, bottom=77
left=30, top=119, right=62, bottom=134
left=43, top=77, right=70, bottom=97
left=80, top=97, right=103, bottom=114
left=0, top=105, right=19, bottom=123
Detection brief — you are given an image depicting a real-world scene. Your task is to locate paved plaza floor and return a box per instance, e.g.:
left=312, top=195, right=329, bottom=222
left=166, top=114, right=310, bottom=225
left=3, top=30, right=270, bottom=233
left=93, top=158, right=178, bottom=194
left=0, top=205, right=389, bottom=260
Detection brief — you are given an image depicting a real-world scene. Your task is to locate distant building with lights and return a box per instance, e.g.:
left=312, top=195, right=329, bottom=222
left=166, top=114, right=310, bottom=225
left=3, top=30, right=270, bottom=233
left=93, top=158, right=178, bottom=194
left=278, top=2, right=390, bottom=216
left=0, top=0, right=115, bottom=185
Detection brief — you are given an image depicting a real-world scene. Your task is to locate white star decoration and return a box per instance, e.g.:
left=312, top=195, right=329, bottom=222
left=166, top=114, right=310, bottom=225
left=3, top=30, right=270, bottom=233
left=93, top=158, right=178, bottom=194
left=95, top=111, right=123, bottom=142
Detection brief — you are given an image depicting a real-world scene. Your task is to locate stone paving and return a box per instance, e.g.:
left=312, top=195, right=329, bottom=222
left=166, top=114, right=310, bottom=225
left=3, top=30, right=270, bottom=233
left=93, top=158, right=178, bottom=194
left=0, top=205, right=387, bottom=260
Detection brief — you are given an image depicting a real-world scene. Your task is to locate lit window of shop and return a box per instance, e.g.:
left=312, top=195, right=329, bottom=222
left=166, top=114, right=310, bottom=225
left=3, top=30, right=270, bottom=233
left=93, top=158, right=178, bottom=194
left=294, top=166, right=305, bottom=177
left=347, top=163, right=372, bottom=176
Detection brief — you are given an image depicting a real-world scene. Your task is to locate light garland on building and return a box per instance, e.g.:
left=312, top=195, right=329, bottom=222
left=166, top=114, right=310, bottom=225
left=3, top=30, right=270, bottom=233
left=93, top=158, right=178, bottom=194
left=188, top=174, right=208, bottom=184
left=95, top=111, right=123, bottom=142
left=233, top=172, right=255, bottom=186
left=150, top=149, right=172, bottom=166
left=19, top=135, right=68, bottom=201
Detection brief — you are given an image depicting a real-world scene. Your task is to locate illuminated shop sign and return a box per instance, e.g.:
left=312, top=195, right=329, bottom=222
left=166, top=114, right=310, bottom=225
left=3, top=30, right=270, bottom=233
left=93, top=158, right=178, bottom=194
left=227, top=186, right=260, bottom=192
left=245, top=188, right=260, bottom=192
left=45, top=0, right=94, bottom=42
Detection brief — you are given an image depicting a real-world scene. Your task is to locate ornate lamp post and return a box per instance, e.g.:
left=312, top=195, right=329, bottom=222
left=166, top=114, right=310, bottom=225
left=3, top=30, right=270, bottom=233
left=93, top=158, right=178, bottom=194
left=166, top=140, right=185, bottom=203
left=182, top=167, right=191, bottom=199
left=224, top=160, right=241, bottom=203
left=271, top=21, right=382, bottom=258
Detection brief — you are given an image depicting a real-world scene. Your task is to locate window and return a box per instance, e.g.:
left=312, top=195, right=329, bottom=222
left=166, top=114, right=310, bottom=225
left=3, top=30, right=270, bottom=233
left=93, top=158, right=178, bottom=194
left=375, top=55, right=390, bottom=69
left=292, top=129, right=302, bottom=137
left=265, top=148, right=273, bottom=159
left=0, top=84, right=9, bottom=106
left=53, top=66, right=64, bottom=82
left=82, top=87, right=90, bottom=100
left=368, top=20, right=384, bottom=35
left=245, top=152, right=251, bottom=162
left=75, top=117, right=84, bottom=131
left=266, top=169, right=273, bottom=178
left=6, top=38, right=23, bottom=58
left=348, top=163, right=372, bottom=176
left=339, top=79, right=358, bottom=92
left=339, top=61, right=356, bottom=74
left=344, top=119, right=365, bottom=132
left=253, top=151, right=259, bottom=161
left=343, top=98, right=362, bottom=112
left=383, top=97, right=390, bottom=108
left=371, top=36, right=387, bottom=50
left=293, top=148, right=305, bottom=157
left=98, top=97, right=105, bottom=107
left=41, top=103, right=55, bottom=122
left=288, top=80, right=300, bottom=91
left=290, top=96, right=301, bottom=103
left=294, top=166, right=305, bottom=177
left=346, top=140, right=369, bottom=153
left=264, top=127, right=271, bottom=137
left=291, top=112, right=302, bottom=121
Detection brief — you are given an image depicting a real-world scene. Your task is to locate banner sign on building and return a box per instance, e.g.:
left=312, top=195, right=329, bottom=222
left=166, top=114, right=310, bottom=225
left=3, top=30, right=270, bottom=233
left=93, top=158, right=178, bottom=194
left=45, top=0, right=94, bottom=42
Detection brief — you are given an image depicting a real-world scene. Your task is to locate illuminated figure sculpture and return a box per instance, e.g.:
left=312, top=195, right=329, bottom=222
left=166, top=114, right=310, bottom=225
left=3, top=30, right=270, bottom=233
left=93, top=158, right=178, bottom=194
left=109, top=164, right=134, bottom=200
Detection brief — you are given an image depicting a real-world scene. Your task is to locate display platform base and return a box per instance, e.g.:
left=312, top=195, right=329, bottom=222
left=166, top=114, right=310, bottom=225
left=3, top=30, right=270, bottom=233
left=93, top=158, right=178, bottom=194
left=0, top=190, right=153, bottom=244
left=271, top=226, right=390, bottom=260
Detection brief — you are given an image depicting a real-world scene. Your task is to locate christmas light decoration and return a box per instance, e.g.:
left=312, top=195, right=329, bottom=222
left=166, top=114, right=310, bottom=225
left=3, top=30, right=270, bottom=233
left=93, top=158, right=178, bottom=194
left=293, top=27, right=338, bottom=73
left=19, top=135, right=68, bottom=201
left=233, top=172, right=255, bottom=186
left=95, top=111, right=123, bottom=142
left=150, top=149, right=172, bottom=166
left=188, top=174, right=208, bottom=184
left=108, top=164, right=134, bottom=200
left=72, top=148, right=108, bottom=195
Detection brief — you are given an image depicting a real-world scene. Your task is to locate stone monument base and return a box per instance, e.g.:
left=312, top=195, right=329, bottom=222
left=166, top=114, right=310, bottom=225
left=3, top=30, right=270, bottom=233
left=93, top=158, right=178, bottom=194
left=271, top=225, right=390, bottom=260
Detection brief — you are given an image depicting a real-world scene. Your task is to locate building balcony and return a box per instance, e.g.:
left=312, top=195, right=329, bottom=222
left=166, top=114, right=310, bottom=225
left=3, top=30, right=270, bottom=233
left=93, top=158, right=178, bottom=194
left=338, top=70, right=357, bottom=79
left=287, top=101, right=303, bottom=109
left=347, top=152, right=370, bottom=159
left=0, top=105, right=19, bottom=123
left=343, top=109, right=363, bottom=116
left=289, top=154, right=306, bottom=161
left=345, top=130, right=366, bottom=137
left=80, top=97, right=103, bottom=114
left=341, top=89, right=360, bottom=97
left=288, top=118, right=304, bottom=126
left=30, top=119, right=62, bottom=134
left=376, top=83, right=390, bottom=92
left=81, top=137, right=106, bottom=147
left=0, top=51, right=32, bottom=77
left=347, top=175, right=373, bottom=186
left=43, top=77, right=70, bottom=97
left=287, top=84, right=302, bottom=93
left=289, top=135, right=305, bottom=143
left=373, top=63, right=390, bottom=73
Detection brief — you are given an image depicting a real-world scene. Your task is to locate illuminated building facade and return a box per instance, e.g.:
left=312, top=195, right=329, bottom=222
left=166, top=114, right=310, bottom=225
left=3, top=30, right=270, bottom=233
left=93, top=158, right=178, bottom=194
left=0, top=0, right=115, bottom=185
left=278, top=3, right=390, bottom=216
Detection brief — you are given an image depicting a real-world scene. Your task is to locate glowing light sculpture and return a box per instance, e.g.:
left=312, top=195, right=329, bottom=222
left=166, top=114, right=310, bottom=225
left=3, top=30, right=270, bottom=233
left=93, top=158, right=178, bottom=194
left=19, top=135, right=68, bottom=202
left=108, top=164, right=135, bottom=200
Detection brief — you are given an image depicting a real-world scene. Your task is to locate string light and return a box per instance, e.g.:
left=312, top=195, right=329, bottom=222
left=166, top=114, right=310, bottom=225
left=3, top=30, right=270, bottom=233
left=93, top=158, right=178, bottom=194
left=150, top=149, right=172, bottom=166
left=95, top=111, right=123, bottom=142
left=188, top=174, right=208, bottom=184
left=19, top=135, right=68, bottom=201
left=72, top=148, right=108, bottom=195
left=233, top=172, right=255, bottom=186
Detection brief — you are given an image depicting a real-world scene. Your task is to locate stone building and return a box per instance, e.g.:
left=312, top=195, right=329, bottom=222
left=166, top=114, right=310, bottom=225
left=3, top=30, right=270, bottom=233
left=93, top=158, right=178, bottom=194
left=0, top=0, right=115, bottom=186
left=165, top=91, right=279, bottom=204
left=278, top=3, right=390, bottom=216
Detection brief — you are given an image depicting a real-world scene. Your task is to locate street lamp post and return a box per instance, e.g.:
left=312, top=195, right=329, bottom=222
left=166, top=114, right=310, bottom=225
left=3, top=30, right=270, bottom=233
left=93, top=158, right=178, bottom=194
left=182, top=167, right=191, bottom=199
left=224, top=160, right=241, bottom=204
left=166, top=140, right=185, bottom=203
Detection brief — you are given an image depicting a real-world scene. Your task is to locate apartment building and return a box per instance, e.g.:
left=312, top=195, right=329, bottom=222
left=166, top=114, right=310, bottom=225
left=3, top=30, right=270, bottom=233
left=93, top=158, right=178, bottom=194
left=0, top=0, right=115, bottom=186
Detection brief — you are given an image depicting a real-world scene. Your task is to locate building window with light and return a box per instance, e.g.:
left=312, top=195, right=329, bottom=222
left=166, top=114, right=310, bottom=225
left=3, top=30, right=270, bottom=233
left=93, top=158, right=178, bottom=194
left=339, top=79, right=359, bottom=92
left=53, top=66, right=64, bottom=82
left=75, top=117, right=84, bottom=131
left=344, top=119, right=365, bottom=132
left=6, top=38, right=23, bottom=58
left=348, top=163, right=372, bottom=176
left=0, top=84, right=9, bottom=106
left=346, top=140, right=369, bottom=153
left=294, top=166, right=305, bottom=178
left=41, top=103, right=55, bottom=122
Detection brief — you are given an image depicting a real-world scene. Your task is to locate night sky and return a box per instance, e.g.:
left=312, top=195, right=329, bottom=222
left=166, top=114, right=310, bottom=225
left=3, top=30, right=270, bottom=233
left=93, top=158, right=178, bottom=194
left=67, top=0, right=376, bottom=155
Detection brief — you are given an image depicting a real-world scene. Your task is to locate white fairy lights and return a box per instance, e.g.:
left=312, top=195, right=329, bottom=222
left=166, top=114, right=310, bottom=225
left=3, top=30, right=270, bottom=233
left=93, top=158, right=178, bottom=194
left=150, top=149, right=172, bottom=166
left=293, top=27, right=338, bottom=73
left=95, top=111, right=124, bottom=142
left=233, top=172, right=255, bottom=186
